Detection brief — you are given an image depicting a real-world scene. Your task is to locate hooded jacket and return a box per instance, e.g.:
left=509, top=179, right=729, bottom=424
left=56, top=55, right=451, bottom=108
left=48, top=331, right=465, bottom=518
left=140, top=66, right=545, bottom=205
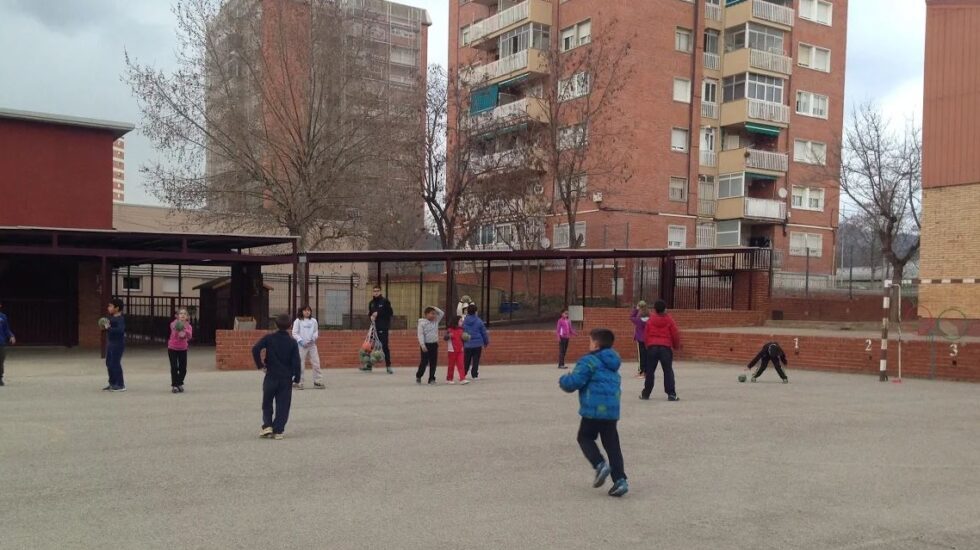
left=559, top=348, right=623, bottom=421
left=644, top=313, right=680, bottom=349
left=368, top=296, right=394, bottom=330
left=462, top=314, right=489, bottom=349
left=629, top=308, right=650, bottom=343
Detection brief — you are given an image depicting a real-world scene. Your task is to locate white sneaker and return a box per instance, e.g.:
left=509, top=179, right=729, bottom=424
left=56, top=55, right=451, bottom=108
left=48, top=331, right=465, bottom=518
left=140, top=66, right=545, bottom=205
left=448, top=381, right=456, bottom=385
left=460, top=379, right=470, bottom=385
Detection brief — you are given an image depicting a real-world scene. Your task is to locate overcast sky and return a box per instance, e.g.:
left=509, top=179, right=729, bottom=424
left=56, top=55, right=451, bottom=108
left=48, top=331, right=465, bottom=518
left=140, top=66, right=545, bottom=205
left=0, top=0, right=925, bottom=206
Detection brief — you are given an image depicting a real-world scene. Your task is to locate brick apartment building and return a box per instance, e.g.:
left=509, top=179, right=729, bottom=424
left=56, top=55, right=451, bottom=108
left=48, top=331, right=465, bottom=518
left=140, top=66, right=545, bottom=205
left=450, top=0, right=847, bottom=284
left=919, top=0, right=980, bottom=320
left=112, top=139, right=125, bottom=202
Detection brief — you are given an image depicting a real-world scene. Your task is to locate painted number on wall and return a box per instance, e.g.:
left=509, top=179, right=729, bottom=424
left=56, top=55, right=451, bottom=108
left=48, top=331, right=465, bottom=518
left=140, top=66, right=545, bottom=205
left=950, top=344, right=959, bottom=358
left=793, top=338, right=799, bottom=351
left=865, top=339, right=872, bottom=352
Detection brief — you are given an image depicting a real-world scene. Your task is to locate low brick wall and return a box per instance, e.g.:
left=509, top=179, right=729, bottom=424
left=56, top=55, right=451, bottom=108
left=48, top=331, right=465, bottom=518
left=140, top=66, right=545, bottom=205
left=771, top=292, right=919, bottom=323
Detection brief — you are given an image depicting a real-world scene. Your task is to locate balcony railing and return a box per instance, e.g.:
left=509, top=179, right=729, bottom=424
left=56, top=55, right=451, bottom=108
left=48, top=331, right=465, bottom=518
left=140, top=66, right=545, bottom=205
left=461, top=49, right=543, bottom=86
left=466, top=0, right=530, bottom=45
left=705, top=2, right=723, bottom=22
left=703, top=52, right=721, bottom=71
left=744, top=197, right=786, bottom=220
left=752, top=0, right=795, bottom=27
left=469, top=97, right=545, bottom=130
left=701, top=101, right=719, bottom=119
left=698, top=199, right=717, bottom=217
left=747, top=98, right=791, bottom=124
left=700, top=150, right=718, bottom=167
left=749, top=48, right=793, bottom=74
left=472, top=149, right=523, bottom=173
left=746, top=149, right=788, bottom=172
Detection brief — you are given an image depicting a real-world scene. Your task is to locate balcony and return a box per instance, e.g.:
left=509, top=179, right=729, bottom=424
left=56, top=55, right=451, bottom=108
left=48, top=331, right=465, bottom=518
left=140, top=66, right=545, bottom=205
left=719, top=148, right=788, bottom=175
left=472, top=148, right=544, bottom=175
left=461, top=48, right=549, bottom=87
left=700, top=150, right=718, bottom=168
left=721, top=98, right=791, bottom=127
left=715, top=196, right=786, bottom=222
left=465, top=0, right=552, bottom=49
left=725, top=0, right=795, bottom=30
left=705, top=2, right=723, bottom=23
left=698, top=199, right=717, bottom=217
left=701, top=101, right=720, bottom=119
left=722, top=48, right=793, bottom=77
left=469, top=97, right=548, bottom=130
left=703, top=52, right=721, bottom=71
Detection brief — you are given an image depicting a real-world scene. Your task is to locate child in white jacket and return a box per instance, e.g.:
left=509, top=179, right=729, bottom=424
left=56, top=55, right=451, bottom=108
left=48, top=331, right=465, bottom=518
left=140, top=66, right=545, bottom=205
left=292, top=306, right=323, bottom=389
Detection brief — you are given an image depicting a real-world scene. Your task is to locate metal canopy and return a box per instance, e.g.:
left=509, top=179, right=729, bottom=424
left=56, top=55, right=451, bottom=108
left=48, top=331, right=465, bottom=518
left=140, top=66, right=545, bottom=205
left=304, top=246, right=771, bottom=264
left=745, top=122, right=782, bottom=137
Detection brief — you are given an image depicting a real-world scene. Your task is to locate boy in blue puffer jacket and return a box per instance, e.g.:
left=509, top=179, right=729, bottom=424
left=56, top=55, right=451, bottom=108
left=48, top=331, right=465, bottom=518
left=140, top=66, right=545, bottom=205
left=559, top=328, right=629, bottom=497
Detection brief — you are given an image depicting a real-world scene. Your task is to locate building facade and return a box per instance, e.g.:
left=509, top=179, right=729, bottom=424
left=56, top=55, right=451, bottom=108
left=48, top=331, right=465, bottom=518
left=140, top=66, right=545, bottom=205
left=919, top=0, right=980, bottom=320
left=450, top=0, right=847, bottom=282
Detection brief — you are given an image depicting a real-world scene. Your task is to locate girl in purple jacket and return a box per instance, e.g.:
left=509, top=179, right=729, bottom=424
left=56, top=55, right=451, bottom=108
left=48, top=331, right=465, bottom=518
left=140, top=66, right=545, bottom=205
left=630, top=301, right=650, bottom=378
left=556, top=309, right=576, bottom=369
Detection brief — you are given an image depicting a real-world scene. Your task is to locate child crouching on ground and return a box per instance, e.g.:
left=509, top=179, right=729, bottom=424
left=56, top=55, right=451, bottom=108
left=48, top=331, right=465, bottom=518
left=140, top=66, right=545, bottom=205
left=559, top=328, right=629, bottom=497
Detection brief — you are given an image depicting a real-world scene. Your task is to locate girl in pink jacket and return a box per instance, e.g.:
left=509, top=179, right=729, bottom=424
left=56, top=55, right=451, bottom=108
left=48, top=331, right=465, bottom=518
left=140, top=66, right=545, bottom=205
left=556, top=309, right=576, bottom=369
left=168, top=308, right=194, bottom=393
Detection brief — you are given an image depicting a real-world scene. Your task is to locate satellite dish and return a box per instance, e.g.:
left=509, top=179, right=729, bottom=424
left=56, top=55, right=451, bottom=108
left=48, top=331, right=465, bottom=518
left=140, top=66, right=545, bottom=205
left=777, top=188, right=788, bottom=199
left=540, top=237, right=552, bottom=249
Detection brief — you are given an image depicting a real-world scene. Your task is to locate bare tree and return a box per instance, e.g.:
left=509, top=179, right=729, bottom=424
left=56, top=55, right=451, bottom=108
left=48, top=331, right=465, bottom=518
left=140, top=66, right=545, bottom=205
left=125, top=0, right=419, bottom=252
left=837, top=102, right=921, bottom=285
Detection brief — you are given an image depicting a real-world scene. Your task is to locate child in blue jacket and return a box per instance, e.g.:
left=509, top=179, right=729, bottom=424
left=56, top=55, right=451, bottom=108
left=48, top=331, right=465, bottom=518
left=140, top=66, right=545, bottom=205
left=462, top=304, right=489, bottom=380
left=559, top=328, right=629, bottom=497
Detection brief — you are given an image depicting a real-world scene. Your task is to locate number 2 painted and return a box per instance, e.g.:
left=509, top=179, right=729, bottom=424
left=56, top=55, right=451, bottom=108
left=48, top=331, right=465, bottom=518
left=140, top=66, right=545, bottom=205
left=865, top=339, right=872, bottom=352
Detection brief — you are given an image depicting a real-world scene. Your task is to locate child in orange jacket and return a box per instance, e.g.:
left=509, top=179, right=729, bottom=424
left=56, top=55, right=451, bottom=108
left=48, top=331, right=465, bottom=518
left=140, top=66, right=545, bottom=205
left=444, top=316, right=469, bottom=385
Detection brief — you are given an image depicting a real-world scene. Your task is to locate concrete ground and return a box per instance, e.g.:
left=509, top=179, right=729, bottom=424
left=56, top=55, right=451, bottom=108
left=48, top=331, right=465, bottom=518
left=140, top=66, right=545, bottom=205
left=1, top=348, right=978, bottom=550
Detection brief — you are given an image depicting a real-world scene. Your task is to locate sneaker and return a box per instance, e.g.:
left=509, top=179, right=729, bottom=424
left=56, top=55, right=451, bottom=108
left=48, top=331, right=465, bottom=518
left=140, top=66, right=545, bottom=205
left=273, top=433, right=284, bottom=441
left=416, top=377, right=422, bottom=384
left=448, top=380, right=456, bottom=385
left=386, top=366, right=394, bottom=374
left=460, top=379, right=470, bottom=385
left=558, top=365, right=568, bottom=369
left=0, top=379, right=4, bottom=386
left=667, top=395, right=679, bottom=402
left=110, top=386, right=127, bottom=392
left=260, top=426, right=273, bottom=438
left=639, top=393, right=650, bottom=400
left=782, top=379, right=789, bottom=384
left=608, top=479, right=629, bottom=497
left=314, top=382, right=325, bottom=389
left=750, top=377, right=758, bottom=383
left=428, top=379, right=436, bottom=385
left=294, top=383, right=304, bottom=390
left=102, top=385, right=112, bottom=391
left=359, top=366, right=372, bottom=372
left=634, top=372, right=644, bottom=379
left=172, top=387, right=179, bottom=394
left=593, top=461, right=611, bottom=488
left=178, top=386, right=185, bottom=393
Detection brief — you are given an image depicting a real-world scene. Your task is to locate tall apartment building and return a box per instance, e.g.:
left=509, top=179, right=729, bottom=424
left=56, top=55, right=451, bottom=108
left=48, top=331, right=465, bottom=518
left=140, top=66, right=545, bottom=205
left=112, top=139, right=125, bottom=202
left=919, top=0, right=980, bottom=321
left=450, top=0, right=847, bottom=281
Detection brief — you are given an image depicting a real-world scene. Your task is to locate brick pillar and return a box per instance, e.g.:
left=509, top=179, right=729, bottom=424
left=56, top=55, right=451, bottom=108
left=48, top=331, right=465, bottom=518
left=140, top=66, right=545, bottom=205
left=733, top=271, right=771, bottom=313
left=77, top=261, right=102, bottom=348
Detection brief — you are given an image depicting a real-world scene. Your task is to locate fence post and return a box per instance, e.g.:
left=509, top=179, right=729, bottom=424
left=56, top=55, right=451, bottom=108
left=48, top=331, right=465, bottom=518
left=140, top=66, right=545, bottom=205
left=149, top=263, right=155, bottom=321
left=418, top=270, right=424, bottom=319
left=445, top=259, right=454, bottom=324
left=696, top=258, right=702, bottom=310
left=508, top=262, right=515, bottom=321
left=177, top=264, right=183, bottom=306
left=485, top=260, right=492, bottom=324
left=613, top=259, right=620, bottom=307
left=582, top=259, right=588, bottom=307
left=537, top=260, right=543, bottom=318
left=805, top=247, right=811, bottom=298
left=348, top=274, right=354, bottom=330
left=315, top=275, right=320, bottom=318
left=849, top=247, right=854, bottom=300
left=748, top=250, right=755, bottom=310
left=563, top=257, right=571, bottom=308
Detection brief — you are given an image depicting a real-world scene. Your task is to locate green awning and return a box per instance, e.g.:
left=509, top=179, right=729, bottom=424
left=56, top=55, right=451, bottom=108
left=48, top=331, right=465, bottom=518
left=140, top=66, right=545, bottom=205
left=497, top=74, right=530, bottom=89
left=746, top=171, right=778, bottom=181
left=745, top=122, right=781, bottom=137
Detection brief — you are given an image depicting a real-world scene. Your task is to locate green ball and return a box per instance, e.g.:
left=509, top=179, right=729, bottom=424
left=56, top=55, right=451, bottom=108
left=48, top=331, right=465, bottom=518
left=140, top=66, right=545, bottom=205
left=174, top=321, right=185, bottom=331
left=461, top=332, right=472, bottom=342
left=370, top=350, right=384, bottom=363
left=98, top=317, right=110, bottom=329
left=738, top=374, right=747, bottom=383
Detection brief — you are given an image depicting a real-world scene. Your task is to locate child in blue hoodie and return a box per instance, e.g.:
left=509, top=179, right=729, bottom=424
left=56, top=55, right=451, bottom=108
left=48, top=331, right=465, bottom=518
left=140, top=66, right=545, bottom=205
left=462, top=304, right=489, bottom=380
left=559, top=328, right=629, bottom=497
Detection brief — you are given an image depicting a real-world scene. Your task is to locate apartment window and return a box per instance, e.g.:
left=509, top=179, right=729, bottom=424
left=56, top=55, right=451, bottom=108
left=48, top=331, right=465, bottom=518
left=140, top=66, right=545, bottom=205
left=798, top=43, right=831, bottom=72
left=718, top=173, right=744, bottom=198
left=792, top=186, right=826, bottom=211
left=496, top=224, right=515, bottom=246
left=716, top=220, right=742, bottom=247
left=499, top=23, right=550, bottom=57
left=723, top=74, right=745, bottom=102
left=671, top=128, right=689, bottom=152
left=794, top=139, right=827, bottom=165
left=790, top=232, right=823, bottom=257
left=559, top=123, right=589, bottom=150
left=559, top=72, right=591, bottom=101
left=746, top=73, right=784, bottom=103
left=703, top=79, right=719, bottom=104
left=163, top=277, right=180, bottom=294
left=796, top=91, right=829, bottom=118
left=700, top=126, right=716, bottom=151
left=554, top=221, right=587, bottom=249
left=668, top=225, right=688, bottom=249
left=556, top=173, right=588, bottom=200
left=560, top=20, right=591, bottom=52
left=675, top=27, right=693, bottom=53
left=673, top=78, right=692, bottom=103
left=669, top=177, right=688, bottom=202
left=704, top=29, right=720, bottom=55
left=122, top=276, right=142, bottom=292
left=800, top=0, right=833, bottom=25
left=747, top=22, right=785, bottom=53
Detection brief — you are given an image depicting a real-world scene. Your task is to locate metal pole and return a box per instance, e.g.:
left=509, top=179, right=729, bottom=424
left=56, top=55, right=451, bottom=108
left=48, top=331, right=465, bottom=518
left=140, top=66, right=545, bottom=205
left=126, top=265, right=131, bottom=303
left=301, top=256, right=310, bottom=308
left=805, top=247, right=810, bottom=298
left=385, top=273, right=390, bottom=298
left=287, top=274, right=293, bottom=317
left=101, top=256, right=109, bottom=359
left=537, top=260, right=543, bottom=318
left=376, top=261, right=382, bottom=287
left=748, top=250, right=755, bottom=310
left=897, top=286, right=903, bottom=382
left=485, top=260, right=492, bottom=324
left=177, top=264, right=183, bottom=306
left=348, top=274, right=354, bottom=330
left=639, top=259, right=645, bottom=302
left=613, top=259, right=619, bottom=307
left=849, top=247, right=854, bottom=300
left=696, top=258, right=702, bottom=310
left=508, top=262, right=515, bottom=321
left=419, top=270, right=424, bottom=318
left=879, top=281, right=891, bottom=382
left=582, top=259, right=588, bottom=308
left=445, top=259, right=454, bottom=324
left=563, top=257, right=571, bottom=307
left=150, top=264, right=155, bottom=321
left=315, top=275, right=320, bottom=319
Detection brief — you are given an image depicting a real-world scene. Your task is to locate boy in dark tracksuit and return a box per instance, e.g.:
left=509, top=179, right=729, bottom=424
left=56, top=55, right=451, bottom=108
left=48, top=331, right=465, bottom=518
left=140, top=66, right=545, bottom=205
left=252, top=314, right=302, bottom=440
left=103, top=299, right=127, bottom=392
left=748, top=341, right=789, bottom=383
left=0, top=300, right=15, bottom=386
left=367, top=286, right=395, bottom=374
left=559, top=329, right=629, bottom=497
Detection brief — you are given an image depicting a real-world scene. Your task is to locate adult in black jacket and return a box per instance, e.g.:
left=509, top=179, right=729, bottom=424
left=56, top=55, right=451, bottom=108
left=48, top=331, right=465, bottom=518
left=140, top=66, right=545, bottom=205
left=367, top=285, right=395, bottom=373
left=747, top=341, right=789, bottom=383
left=252, top=314, right=302, bottom=438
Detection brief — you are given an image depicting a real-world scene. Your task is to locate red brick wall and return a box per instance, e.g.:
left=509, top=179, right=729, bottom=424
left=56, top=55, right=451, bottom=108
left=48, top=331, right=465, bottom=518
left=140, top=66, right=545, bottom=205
left=78, top=262, right=103, bottom=348
left=771, top=293, right=919, bottom=323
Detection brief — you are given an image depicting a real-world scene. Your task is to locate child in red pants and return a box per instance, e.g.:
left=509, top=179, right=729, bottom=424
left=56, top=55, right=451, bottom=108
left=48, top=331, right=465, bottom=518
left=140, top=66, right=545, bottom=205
left=444, top=316, right=469, bottom=385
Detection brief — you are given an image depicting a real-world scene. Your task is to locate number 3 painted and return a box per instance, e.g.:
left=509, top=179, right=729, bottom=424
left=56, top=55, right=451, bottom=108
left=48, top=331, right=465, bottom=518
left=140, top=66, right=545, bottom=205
left=865, top=339, right=872, bottom=352
left=950, top=344, right=959, bottom=358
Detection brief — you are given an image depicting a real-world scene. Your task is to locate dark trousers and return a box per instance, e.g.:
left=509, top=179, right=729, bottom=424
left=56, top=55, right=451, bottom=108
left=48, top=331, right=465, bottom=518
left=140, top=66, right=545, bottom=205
left=262, top=376, right=293, bottom=434
left=577, top=418, right=627, bottom=482
left=754, top=359, right=788, bottom=380
left=636, top=341, right=648, bottom=374
left=643, top=345, right=676, bottom=398
left=375, top=329, right=392, bottom=367
left=464, top=347, right=483, bottom=378
left=416, top=342, right=439, bottom=380
left=168, top=349, right=188, bottom=386
left=558, top=338, right=570, bottom=367
left=106, top=344, right=125, bottom=388
left=0, top=346, right=6, bottom=379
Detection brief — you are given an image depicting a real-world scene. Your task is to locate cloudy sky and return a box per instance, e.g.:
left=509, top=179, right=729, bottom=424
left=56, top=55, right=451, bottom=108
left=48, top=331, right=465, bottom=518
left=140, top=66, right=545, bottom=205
left=0, top=0, right=925, bottom=206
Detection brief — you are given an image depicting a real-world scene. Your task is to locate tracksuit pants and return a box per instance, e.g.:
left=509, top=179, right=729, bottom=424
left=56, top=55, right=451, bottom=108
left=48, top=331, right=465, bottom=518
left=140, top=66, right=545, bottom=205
left=297, top=344, right=322, bottom=383
left=262, top=376, right=293, bottom=434
left=464, top=347, right=483, bottom=379
left=168, top=349, right=188, bottom=386
left=0, top=346, right=6, bottom=380
left=754, top=359, right=788, bottom=381
left=577, top=418, right=627, bottom=482
left=376, top=329, right=392, bottom=367
left=416, top=342, right=438, bottom=381
left=447, top=350, right=465, bottom=382
left=558, top=338, right=570, bottom=367
left=106, top=344, right=125, bottom=388
left=643, top=345, right=676, bottom=398
left=636, top=341, right=648, bottom=374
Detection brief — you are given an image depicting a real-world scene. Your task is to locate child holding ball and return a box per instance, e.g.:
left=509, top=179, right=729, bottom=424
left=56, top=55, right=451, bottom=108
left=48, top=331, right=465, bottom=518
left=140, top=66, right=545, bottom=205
left=168, top=308, right=194, bottom=393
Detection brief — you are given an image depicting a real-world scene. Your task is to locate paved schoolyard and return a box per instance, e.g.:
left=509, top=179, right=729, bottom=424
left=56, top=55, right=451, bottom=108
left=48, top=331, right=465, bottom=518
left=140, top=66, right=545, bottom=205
left=1, top=347, right=978, bottom=550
